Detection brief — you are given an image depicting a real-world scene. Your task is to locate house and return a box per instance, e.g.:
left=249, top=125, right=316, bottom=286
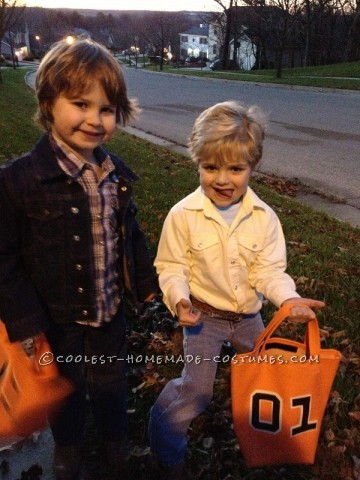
left=179, top=24, right=216, bottom=61
left=179, top=22, right=256, bottom=70
left=0, top=28, right=43, bottom=62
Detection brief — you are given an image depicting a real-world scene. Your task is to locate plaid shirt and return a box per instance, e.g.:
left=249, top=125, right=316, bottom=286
left=50, top=135, right=121, bottom=326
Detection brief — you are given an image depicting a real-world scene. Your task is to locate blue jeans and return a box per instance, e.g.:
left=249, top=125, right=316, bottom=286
left=148, top=311, right=264, bottom=466
left=46, top=307, right=127, bottom=446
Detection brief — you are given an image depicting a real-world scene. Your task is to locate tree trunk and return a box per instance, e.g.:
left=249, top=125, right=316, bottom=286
left=221, top=1, right=233, bottom=69
left=275, top=47, right=283, bottom=78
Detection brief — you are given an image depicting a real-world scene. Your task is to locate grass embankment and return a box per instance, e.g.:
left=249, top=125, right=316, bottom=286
left=1, top=69, right=359, bottom=479
left=140, top=59, right=360, bottom=91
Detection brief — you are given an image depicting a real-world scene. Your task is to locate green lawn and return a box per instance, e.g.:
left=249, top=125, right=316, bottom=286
left=1, top=68, right=359, bottom=480
left=141, top=60, right=360, bottom=91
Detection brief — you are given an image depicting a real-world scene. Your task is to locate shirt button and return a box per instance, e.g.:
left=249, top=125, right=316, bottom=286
left=71, top=207, right=79, bottom=214
left=231, top=260, right=235, bottom=265
left=77, top=287, right=84, bottom=293
left=73, top=235, right=80, bottom=242
left=121, top=186, right=127, bottom=192
left=198, top=243, right=203, bottom=248
left=99, top=240, right=105, bottom=246
left=75, top=264, right=83, bottom=270
left=44, top=209, right=50, bottom=216
left=253, top=244, right=257, bottom=249
left=82, top=310, right=88, bottom=316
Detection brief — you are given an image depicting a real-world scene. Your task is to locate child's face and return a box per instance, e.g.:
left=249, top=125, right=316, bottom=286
left=50, top=82, right=117, bottom=162
left=198, top=158, right=252, bottom=207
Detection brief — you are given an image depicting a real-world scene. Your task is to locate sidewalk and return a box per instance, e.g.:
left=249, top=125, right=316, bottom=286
left=24, top=70, right=360, bottom=229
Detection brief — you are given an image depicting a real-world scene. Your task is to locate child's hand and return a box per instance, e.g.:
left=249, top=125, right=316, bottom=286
left=21, top=336, right=40, bottom=357
left=176, top=298, right=201, bottom=327
left=282, top=298, right=325, bottom=323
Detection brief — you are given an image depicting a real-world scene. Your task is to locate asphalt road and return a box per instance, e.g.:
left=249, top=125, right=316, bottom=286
left=24, top=68, right=360, bottom=225
left=124, top=68, right=360, bottom=209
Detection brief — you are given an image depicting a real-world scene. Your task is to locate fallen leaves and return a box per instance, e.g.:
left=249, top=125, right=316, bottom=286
left=253, top=173, right=302, bottom=197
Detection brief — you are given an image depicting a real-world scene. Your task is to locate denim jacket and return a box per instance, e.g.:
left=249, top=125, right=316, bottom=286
left=0, top=134, right=158, bottom=342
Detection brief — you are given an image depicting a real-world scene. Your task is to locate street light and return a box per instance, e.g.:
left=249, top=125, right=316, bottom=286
left=66, top=35, right=75, bottom=45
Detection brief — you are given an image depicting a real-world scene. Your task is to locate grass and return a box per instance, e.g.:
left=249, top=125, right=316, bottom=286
left=1, top=68, right=359, bottom=479
left=0, top=69, right=40, bottom=162
left=139, top=60, right=360, bottom=91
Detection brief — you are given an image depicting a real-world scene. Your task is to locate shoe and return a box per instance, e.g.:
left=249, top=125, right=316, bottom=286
left=105, top=441, right=127, bottom=479
left=53, top=443, right=83, bottom=480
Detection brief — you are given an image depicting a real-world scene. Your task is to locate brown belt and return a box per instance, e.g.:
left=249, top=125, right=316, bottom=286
left=190, top=296, right=258, bottom=322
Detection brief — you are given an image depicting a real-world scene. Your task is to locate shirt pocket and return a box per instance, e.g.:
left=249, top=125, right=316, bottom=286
left=189, top=233, right=220, bottom=267
left=237, top=234, right=265, bottom=267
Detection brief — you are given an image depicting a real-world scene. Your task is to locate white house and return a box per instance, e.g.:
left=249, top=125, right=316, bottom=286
left=179, top=24, right=212, bottom=61
left=179, top=22, right=256, bottom=69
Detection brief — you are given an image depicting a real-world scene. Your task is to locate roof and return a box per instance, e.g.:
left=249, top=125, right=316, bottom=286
left=1, top=40, right=12, bottom=55
left=180, top=25, right=209, bottom=37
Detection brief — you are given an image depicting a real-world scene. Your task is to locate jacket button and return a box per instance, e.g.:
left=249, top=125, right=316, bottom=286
left=71, top=207, right=79, bottom=214
left=75, top=264, right=83, bottom=270
left=73, top=235, right=80, bottom=242
left=82, top=310, right=88, bottom=316
left=77, top=287, right=84, bottom=293
left=121, top=186, right=127, bottom=192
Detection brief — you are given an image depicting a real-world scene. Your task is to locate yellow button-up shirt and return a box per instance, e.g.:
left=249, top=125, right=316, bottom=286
left=155, top=186, right=299, bottom=316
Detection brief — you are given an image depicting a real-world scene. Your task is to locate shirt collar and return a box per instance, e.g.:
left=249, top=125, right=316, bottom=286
left=50, top=134, right=114, bottom=179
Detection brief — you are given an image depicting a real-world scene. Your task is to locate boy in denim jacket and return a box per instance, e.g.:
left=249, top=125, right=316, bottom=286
left=0, top=38, right=158, bottom=479
left=149, top=101, right=324, bottom=479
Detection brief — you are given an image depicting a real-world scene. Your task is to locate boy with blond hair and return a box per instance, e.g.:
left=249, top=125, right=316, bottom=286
left=149, top=101, right=324, bottom=479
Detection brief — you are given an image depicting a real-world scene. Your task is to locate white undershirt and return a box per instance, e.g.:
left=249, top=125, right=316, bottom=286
left=215, top=201, right=242, bottom=225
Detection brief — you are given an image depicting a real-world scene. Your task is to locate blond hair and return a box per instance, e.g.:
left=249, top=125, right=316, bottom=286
left=189, top=101, right=268, bottom=169
left=34, top=37, right=138, bottom=131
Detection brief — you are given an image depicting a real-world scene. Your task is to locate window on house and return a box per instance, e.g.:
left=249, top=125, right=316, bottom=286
left=200, top=38, right=208, bottom=45
left=181, top=36, right=188, bottom=42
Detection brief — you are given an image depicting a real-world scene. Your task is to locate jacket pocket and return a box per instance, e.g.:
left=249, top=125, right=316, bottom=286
left=25, top=200, right=65, bottom=245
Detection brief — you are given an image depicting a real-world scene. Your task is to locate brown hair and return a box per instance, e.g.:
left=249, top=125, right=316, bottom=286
left=34, top=37, right=139, bottom=131
left=189, top=101, right=268, bottom=169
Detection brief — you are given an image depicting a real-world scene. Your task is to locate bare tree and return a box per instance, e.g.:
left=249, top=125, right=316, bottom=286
left=243, top=0, right=303, bottom=77
left=213, top=0, right=240, bottom=68
left=136, top=11, right=186, bottom=70
left=0, top=0, right=25, bottom=80
left=337, top=0, right=360, bottom=60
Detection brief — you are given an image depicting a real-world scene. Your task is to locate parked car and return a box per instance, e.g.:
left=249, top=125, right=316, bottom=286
left=185, top=56, right=207, bottom=68
left=209, top=59, right=239, bottom=71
